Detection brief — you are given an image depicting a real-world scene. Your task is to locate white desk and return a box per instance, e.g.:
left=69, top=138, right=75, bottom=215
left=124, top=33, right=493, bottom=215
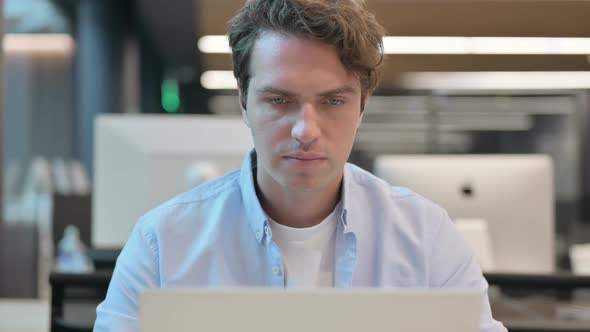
left=0, top=299, right=49, bottom=332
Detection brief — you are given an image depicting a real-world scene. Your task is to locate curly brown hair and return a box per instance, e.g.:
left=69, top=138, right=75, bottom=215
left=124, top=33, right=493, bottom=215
left=228, top=0, right=384, bottom=110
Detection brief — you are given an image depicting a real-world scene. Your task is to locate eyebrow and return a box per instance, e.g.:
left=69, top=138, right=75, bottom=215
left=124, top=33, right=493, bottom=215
left=317, top=86, right=357, bottom=97
left=256, top=87, right=296, bottom=97
left=256, top=86, right=358, bottom=97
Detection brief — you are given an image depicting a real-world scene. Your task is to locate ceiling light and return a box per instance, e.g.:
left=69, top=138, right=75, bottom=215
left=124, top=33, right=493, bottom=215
left=3, top=33, right=74, bottom=54
left=198, top=35, right=590, bottom=55
left=201, top=71, right=237, bottom=90
left=198, top=35, right=230, bottom=53
left=401, top=71, right=590, bottom=90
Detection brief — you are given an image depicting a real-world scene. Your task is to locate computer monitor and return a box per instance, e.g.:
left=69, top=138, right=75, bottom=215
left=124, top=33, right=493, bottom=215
left=140, top=289, right=480, bottom=332
left=374, top=154, right=554, bottom=273
left=92, top=114, right=253, bottom=249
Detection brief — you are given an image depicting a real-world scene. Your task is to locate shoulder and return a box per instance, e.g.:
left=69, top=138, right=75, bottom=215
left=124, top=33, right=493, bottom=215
left=345, top=163, right=478, bottom=284
left=135, top=169, right=243, bottom=236
left=345, top=162, right=451, bottom=244
left=162, top=169, right=242, bottom=207
left=345, top=162, right=445, bottom=215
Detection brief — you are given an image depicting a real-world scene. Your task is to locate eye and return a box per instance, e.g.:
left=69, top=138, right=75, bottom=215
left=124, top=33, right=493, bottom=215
left=326, top=98, right=345, bottom=106
left=269, top=97, right=288, bottom=105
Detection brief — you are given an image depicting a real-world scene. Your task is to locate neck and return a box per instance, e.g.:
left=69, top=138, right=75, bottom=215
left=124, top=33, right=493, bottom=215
left=255, top=174, right=342, bottom=229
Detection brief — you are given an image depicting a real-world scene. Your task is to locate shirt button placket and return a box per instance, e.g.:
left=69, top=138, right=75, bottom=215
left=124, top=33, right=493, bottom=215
left=272, top=262, right=284, bottom=287
left=268, top=244, right=284, bottom=286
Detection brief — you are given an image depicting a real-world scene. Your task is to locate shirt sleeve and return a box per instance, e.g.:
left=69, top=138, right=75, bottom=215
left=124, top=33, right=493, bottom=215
left=427, top=208, right=508, bottom=332
left=93, top=220, right=159, bottom=332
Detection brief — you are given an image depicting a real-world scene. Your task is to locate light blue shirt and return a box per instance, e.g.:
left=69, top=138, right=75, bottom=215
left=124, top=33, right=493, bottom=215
left=94, top=151, right=506, bottom=332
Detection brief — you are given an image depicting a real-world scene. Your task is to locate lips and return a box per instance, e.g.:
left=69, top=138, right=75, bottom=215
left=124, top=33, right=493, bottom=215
left=284, top=152, right=327, bottom=160
left=282, top=152, right=328, bottom=169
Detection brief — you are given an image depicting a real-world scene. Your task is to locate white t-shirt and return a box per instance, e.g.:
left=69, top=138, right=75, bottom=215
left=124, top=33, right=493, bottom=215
left=267, top=201, right=341, bottom=288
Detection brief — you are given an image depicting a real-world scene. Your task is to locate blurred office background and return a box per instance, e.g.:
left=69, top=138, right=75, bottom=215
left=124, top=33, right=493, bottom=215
left=2, top=0, right=590, bottom=331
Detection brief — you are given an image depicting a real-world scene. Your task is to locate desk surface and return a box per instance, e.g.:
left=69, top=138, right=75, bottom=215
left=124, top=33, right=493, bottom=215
left=0, top=299, right=48, bottom=332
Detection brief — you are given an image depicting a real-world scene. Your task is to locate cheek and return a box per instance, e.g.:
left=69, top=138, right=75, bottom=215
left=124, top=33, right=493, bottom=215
left=250, top=117, right=287, bottom=150
left=328, top=113, right=360, bottom=138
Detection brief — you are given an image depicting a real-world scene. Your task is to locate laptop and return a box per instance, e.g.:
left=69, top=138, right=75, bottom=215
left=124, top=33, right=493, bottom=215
left=140, top=288, right=480, bottom=332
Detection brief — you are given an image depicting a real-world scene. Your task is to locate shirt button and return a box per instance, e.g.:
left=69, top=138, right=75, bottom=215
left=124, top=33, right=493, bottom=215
left=256, top=231, right=262, bottom=241
left=264, top=225, right=270, bottom=235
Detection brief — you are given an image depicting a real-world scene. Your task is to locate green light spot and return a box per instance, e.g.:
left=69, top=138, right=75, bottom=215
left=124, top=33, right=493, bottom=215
left=162, top=93, right=180, bottom=113
left=161, top=79, right=181, bottom=113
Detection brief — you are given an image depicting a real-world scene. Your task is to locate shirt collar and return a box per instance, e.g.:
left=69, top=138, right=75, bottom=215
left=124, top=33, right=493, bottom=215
left=239, top=150, right=360, bottom=244
left=239, top=150, right=270, bottom=245
left=340, top=163, right=359, bottom=234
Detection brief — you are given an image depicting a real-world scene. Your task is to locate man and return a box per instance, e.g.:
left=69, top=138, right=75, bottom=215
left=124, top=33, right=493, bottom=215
left=94, top=0, right=506, bottom=331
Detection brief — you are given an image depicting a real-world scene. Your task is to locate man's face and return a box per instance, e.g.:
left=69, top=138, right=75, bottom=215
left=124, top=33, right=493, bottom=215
left=242, top=31, right=364, bottom=193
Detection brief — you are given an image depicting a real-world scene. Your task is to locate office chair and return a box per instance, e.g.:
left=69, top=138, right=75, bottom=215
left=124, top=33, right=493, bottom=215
left=49, top=271, right=112, bottom=332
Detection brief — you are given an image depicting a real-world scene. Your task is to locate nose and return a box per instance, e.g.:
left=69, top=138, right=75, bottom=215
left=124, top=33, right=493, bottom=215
left=291, top=103, right=320, bottom=146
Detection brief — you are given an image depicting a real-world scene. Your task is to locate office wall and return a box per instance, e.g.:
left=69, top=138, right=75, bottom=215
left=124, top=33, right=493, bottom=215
left=0, top=0, right=3, bottom=219
left=3, top=52, right=75, bottom=179
left=579, top=92, right=590, bottom=221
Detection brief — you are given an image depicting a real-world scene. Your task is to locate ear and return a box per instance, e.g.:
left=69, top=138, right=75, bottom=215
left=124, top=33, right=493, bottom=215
left=360, top=94, right=369, bottom=114
left=238, top=88, right=250, bottom=128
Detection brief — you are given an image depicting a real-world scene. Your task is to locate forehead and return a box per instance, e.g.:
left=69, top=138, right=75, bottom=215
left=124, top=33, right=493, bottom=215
left=248, top=31, right=360, bottom=92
